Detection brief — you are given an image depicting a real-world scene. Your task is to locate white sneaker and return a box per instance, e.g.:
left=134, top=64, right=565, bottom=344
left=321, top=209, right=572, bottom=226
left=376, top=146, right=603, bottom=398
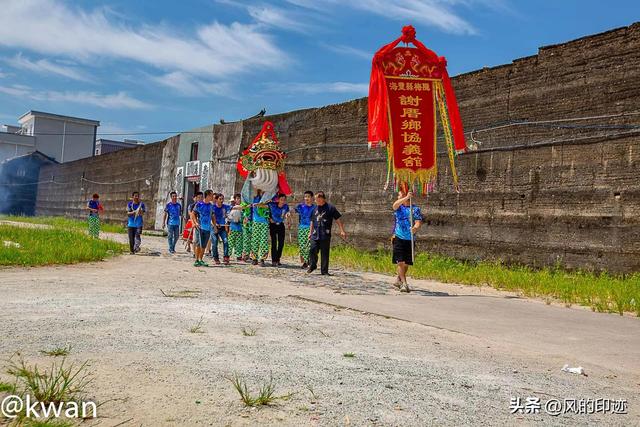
left=400, top=282, right=411, bottom=293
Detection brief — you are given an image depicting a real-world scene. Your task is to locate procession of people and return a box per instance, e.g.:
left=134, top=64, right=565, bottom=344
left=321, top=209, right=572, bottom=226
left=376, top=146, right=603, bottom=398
left=84, top=185, right=423, bottom=293
left=85, top=113, right=429, bottom=292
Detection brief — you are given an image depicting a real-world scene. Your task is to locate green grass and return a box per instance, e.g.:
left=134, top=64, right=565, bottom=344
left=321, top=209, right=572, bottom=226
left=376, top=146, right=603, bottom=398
left=40, top=345, right=72, bottom=357
left=283, top=245, right=640, bottom=317
left=241, top=327, right=257, bottom=337
left=1, top=355, right=93, bottom=425
left=0, top=224, right=126, bottom=267
left=226, top=372, right=287, bottom=407
left=342, top=352, right=355, bottom=358
left=0, top=215, right=126, bottom=234
left=188, top=316, right=205, bottom=334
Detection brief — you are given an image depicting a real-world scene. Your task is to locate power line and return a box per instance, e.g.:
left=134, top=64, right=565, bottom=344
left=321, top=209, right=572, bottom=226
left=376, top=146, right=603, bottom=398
left=4, top=110, right=639, bottom=137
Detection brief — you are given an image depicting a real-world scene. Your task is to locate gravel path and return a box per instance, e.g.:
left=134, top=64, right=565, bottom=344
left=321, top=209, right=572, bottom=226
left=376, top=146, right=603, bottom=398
left=0, top=232, right=637, bottom=426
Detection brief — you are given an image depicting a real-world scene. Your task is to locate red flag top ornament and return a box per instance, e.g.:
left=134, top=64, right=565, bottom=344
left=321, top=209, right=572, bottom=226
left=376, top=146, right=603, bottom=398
left=368, top=25, right=466, bottom=193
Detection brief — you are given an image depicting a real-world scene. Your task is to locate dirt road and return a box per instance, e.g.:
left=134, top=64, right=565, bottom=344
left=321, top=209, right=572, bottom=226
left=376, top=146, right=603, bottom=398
left=0, top=233, right=638, bottom=426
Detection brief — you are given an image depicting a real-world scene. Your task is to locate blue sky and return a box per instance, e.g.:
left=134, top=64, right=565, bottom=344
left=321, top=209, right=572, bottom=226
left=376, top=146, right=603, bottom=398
left=0, top=0, right=637, bottom=142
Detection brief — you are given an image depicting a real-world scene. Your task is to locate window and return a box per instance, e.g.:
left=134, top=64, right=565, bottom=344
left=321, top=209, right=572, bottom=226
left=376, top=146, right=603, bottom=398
left=190, top=142, right=199, bottom=161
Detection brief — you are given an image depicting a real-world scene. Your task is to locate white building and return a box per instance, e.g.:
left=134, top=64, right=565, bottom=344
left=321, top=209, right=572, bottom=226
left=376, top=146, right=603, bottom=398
left=0, top=110, right=99, bottom=163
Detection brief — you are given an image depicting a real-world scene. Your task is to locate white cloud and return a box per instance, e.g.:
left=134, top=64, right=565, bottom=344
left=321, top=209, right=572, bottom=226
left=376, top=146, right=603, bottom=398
left=0, top=0, right=288, bottom=79
left=0, top=84, right=151, bottom=109
left=319, top=43, right=372, bottom=60
left=10, top=53, right=90, bottom=82
left=265, top=81, right=368, bottom=95
left=246, top=4, right=313, bottom=33
left=150, top=71, right=234, bottom=98
left=285, top=0, right=478, bottom=35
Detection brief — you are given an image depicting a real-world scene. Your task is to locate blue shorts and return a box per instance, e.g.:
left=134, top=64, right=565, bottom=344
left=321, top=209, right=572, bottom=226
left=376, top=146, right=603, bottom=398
left=194, top=228, right=211, bottom=247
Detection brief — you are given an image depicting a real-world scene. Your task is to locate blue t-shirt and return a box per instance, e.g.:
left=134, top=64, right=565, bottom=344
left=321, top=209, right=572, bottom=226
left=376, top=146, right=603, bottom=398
left=295, top=203, right=315, bottom=227
left=164, top=202, right=182, bottom=226
left=269, top=202, right=289, bottom=224
left=213, top=203, right=231, bottom=226
left=252, top=195, right=269, bottom=224
left=127, top=201, right=146, bottom=228
left=88, top=200, right=100, bottom=217
left=394, top=205, right=423, bottom=241
left=194, top=201, right=213, bottom=231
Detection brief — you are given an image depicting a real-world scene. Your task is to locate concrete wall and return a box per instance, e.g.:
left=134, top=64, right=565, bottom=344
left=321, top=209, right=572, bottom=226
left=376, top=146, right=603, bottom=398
left=221, top=23, right=640, bottom=273
left=36, top=138, right=176, bottom=228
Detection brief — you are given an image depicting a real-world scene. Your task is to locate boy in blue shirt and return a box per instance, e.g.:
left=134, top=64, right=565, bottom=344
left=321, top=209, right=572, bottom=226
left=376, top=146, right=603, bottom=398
left=163, top=191, right=182, bottom=254
left=191, top=189, right=214, bottom=267
left=295, top=190, right=315, bottom=268
left=251, top=189, right=270, bottom=266
left=392, top=190, right=423, bottom=293
left=269, top=193, right=291, bottom=266
left=212, top=193, right=231, bottom=265
left=126, top=191, right=146, bottom=254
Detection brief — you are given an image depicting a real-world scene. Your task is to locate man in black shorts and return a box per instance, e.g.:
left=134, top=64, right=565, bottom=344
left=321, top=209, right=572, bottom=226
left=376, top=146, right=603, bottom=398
left=392, top=190, right=423, bottom=292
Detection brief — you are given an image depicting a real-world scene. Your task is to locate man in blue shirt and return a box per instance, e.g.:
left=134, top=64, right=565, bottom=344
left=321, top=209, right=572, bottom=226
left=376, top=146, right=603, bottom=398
left=212, top=193, right=231, bottom=265
left=190, top=189, right=214, bottom=267
left=126, top=191, right=146, bottom=254
left=269, top=193, right=291, bottom=266
left=163, top=191, right=182, bottom=254
left=251, top=189, right=270, bottom=266
left=308, top=191, right=347, bottom=275
left=392, top=190, right=423, bottom=293
left=295, top=190, right=315, bottom=269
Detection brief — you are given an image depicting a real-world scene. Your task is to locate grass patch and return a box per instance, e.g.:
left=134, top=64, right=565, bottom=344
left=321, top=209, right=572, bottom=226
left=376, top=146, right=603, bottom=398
left=226, top=372, right=290, bottom=407
left=241, top=327, right=257, bottom=337
left=0, top=355, right=94, bottom=424
left=283, top=245, right=640, bottom=316
left=1, top=215, right=126, bottom=234
left=342, top=352, right=355, bottom=358
left=160, top=289, right=201, bottom=299
left=40, top=345, right=71, bottom=357
left=188, top=316, right=205, bottom=334
left=6, top=356, right=92, bottom=405
left=0, top=380, right=16, bottom=393
left=0, top=225, right=126, bottom=267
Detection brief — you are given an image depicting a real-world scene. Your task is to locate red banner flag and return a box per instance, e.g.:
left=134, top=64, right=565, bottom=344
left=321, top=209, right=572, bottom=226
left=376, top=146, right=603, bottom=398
left=368, top=25, right=466, bottom=192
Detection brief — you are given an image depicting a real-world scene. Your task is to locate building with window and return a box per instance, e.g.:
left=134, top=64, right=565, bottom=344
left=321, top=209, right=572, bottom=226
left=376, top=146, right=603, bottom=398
left=0, top=110, right=99, bottom=163
left=174, top=124, right=214, bottom=207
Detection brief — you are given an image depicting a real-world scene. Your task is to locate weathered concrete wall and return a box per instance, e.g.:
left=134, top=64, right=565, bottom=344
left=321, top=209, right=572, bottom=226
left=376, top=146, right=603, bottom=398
left=36, top=137, right=179, bottom=229
left=454, top=23, right=640, bottom=150
left=153, top=136, right=181, bottom=229
left=209, top=121, right=244, bottom=198
left=224, top=23, right=640, bottom=273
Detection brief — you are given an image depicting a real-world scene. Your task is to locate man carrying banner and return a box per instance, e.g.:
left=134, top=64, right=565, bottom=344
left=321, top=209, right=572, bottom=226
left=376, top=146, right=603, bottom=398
left=392, top=190, right=423, bottom=293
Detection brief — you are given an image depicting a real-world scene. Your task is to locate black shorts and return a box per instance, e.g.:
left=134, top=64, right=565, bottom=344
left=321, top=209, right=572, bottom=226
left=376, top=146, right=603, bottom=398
left=392, top=237, right=414, bottom=265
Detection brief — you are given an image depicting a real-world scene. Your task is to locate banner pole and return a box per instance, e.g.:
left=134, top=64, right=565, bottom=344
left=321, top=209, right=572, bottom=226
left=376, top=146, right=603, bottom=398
left=409, top=194, right=415, bottom=263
